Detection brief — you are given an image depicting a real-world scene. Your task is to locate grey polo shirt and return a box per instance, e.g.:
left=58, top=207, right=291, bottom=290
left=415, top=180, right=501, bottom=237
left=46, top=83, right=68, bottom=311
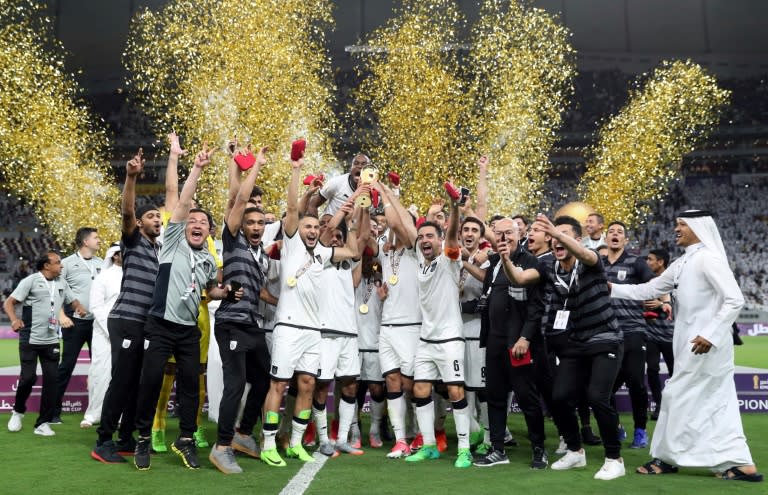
left=11, top=272, right=74, bottom=345
left=61, top=252, right=103, bottom=319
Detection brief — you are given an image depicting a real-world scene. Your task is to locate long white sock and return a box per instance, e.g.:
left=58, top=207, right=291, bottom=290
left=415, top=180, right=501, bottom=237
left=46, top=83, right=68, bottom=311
left=465, top=391, right=481, bottom=433
left=312, top=404, right=329, bottom=444
left=452, top=399, right=471, bottom=450
left=337, top=397, right=357, bottom=444
left=290, top=419, right=309, bottom=448
left=387, top=393, right=406, bottom=441
left=370, top=399, right=385, bottom=435
left=415, top=399, right=436, bottom=445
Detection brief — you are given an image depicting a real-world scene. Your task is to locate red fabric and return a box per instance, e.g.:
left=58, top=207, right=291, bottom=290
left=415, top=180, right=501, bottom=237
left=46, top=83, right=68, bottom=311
left=444, top=246, right=461, bottom=260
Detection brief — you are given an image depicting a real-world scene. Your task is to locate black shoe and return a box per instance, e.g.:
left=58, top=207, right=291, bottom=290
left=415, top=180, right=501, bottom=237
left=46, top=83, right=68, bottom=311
left=50, top=416, right=63, bottom=425
left=172, top=438, right=200, bottom=469
left=134, top=437, right=151, bottom=470
left=115, top=436, right=137, bottom=456
left=91, top=440, right=127, bottom=464
left=581, top=426, right=602, bottom=445
left=531, top=446, right=548, bottom=469
left=650, top=406, right=660, bottom=421
left=472, top=448, right=510, bottom=467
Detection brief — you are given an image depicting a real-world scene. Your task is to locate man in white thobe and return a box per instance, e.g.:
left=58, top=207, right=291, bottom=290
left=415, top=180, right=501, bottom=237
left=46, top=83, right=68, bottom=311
left=610, top=210, right=762, bottom=482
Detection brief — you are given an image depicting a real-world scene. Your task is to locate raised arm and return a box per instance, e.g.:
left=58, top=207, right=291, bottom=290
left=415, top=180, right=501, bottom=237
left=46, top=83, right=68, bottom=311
left=121, top=149, right=144, bottom=235
left=298, top=176, right=323, bottom=216
left=332, top=211, right=361, bottom=262
left=224, top=139, right=241, bottom=221
left=498, top=225, right=540, bottom=285
left=226, top=146, right=267, bottom=235
left=534, top=214, right=599, bottom=266
left=376, top=181, right=417, bottom=247
left=171, top=144, right=214, bottom=223
left=164, top=132, right=187, bottom=214
left=444, top=195, right=460, bottom=253
left=306, top=188, right=326, bottom=217
left=283, top=157, right=303, bottom=237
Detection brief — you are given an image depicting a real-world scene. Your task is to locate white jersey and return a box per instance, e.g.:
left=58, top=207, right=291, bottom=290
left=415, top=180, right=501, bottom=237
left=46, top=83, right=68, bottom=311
left=355, top=277, right=384, bottom=350
left=317, top=259, right=359, bottom=336
left=378, top=247, right=422, bottom=325
left=417, top=251, right=464, bottom=342
left=320, top=173, right=355, bottom=216
left=262, top=221, right=282, bottom=250
left=274, top=231, right=334, bottom=330
left=460, top=260, right=488, bottom=339
left=259, top=258, right=280, bottom=330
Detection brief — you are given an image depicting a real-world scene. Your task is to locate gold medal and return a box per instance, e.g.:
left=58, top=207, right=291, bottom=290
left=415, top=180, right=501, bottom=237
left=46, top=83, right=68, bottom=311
left=389, top=274, right=398, bottom=285
left=359, top=304, right=369, bottom=314
left=287, top=276, right=297, bottom=288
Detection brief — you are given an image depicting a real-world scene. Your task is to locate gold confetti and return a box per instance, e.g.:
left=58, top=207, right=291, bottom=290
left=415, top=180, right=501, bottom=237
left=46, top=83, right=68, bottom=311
left=350, top=0, right=472, bottom=211
left=124, top=0, right=338, bottom=223
left=580, top=60, right=729, bottom=227
left=0, top=0, right=121, bottom=255
left=469, top=0, right=575, bottom=217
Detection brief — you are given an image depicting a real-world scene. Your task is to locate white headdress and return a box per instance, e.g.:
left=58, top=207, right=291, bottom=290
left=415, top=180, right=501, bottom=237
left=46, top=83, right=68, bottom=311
left=677, top=210, right=727, bottom=262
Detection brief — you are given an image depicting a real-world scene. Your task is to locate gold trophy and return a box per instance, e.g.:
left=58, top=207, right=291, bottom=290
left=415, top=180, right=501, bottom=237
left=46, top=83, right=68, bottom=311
left=354, top=166, right=378, bottom=208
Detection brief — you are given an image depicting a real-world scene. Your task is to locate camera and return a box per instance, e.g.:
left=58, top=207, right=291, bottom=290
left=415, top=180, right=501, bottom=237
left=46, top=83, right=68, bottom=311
left=476, top=293, right=489, bottom=313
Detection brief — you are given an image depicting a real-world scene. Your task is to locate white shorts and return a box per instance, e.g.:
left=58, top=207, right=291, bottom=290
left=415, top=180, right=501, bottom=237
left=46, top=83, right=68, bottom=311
left=464, top=338, right=486, bottom=390
left=379, top=324, right=421, bottom=378
left=317, top=335, right=361, bottom=382
left=413, top=339, right=465, bottom=385
left=359, top=351, right=384, bottom=382
left=270, top=325, right=321, bottom=380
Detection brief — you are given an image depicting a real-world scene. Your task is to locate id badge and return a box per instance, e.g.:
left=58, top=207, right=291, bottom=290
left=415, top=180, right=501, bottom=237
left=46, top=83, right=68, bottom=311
left=553, top=310, right=570, bottom=330
left=48, top=315, right=58, bottom=331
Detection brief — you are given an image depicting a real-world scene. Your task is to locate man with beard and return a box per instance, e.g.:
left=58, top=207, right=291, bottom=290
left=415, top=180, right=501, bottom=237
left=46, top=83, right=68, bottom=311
left=612, top=211, right=762, bottom=482
left=208, top=146, right=270, bottom=474
left=91, top=149, right=163, bottom=464
left=404, top=194, right=472, bottom=469
left=259, top=153, right=359, bottom=467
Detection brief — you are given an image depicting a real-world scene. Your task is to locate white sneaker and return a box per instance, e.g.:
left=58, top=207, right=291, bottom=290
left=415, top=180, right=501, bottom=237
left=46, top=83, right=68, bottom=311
left=594, top=457, right=626, bottom=480
left=8, top=411, right=23, bottom=432
left=555, top=435, right=567, bottom=455
left=34, top=423, right=56, bottom=436
left=80, top=419, right=93, bottom=429
left=551, top=449, right=587, bottom=470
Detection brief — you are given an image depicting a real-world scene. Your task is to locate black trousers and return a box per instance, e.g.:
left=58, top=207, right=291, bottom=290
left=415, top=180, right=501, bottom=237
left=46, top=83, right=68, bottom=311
left=485, top=335, right=545, bottom=451
left=215, top=321, right=271, bottom=446
left=530, top=333, right=554, bottom=414
left=550, top=342, right=623, bottom=459
left=645, top=339, right=674, bottom=407
left=134, top=315, right=200, bottom=438
left=611, top=332, right=648, bottom=429
left=54, top=317, right=93, bottom=415
left=14, top=342, right=59, bottom=427
left=97, top=317, right=145, bottom=442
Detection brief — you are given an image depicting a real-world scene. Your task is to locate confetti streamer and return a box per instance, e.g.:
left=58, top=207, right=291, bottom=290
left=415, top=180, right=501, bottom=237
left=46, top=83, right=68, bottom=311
left=124, top=0, right=337, bottom=222
left=0, top=0, right=120, bottom=254
left=468, top=0, right=575, bottom=217
left=580, top=60, right=729, bottom=227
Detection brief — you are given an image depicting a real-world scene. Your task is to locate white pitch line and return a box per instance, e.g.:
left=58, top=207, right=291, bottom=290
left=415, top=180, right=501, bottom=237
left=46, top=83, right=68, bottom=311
left=278, top=453, right=329, bottom=495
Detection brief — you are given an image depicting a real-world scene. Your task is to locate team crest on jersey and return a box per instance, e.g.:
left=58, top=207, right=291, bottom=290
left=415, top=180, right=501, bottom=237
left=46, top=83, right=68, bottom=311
left=617, top=270, right=627, bottom=281
left=271, top=365, right=278, bottom=375
left=340, top=260, right=351, bottom=270
left=230, top=340, right=238, bottom=351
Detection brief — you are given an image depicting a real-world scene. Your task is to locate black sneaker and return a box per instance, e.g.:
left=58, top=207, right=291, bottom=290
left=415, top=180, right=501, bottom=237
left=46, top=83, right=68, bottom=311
left=134, top=437, right=151, bottom=470
left=172, top=438, right=201, bottom=469
left=116, top=436, right=137, bottom=456
left=581, top=426, right=602, bottom=445
left=91, top=440, right=127, bottom=464
left=531, top=446, right=548, bottom=469
left=472, top=448, right=510, bottom=467
left=50, top=416, right=63, bottom=425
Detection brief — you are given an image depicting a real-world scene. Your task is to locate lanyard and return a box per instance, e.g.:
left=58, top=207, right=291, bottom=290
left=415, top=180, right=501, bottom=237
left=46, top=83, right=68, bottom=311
left=248, top=244, right=268, bottom=274
left=40, top=273, right=56, bottom=311
left=554, top=260, right=579, bottom=310
left=294, top=252, right=314, bottom=280
left=188, top=250, right=198, bottom=288
left=362, top=278, right=375, bottom=304
left=483, top=259, right=504, bottom=297
left=389, top=248, right=404, bottom=276
left=77, top=252, right=96, bottom=280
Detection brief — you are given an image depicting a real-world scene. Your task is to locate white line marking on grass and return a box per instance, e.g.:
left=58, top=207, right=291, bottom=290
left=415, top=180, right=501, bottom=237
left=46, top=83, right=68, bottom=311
left=279, top=453, right=329, bottom=495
